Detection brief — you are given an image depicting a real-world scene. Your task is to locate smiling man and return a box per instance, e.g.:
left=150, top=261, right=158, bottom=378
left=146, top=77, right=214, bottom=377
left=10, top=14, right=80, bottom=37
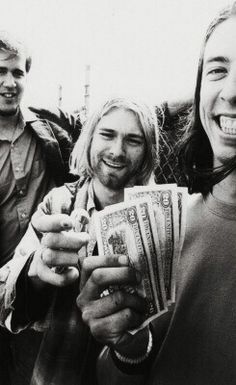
left=72, top=3, right=236, bottom=385
left=0, top=31, right=79, bottom=385
left=0, top=97, right=158, bottom=385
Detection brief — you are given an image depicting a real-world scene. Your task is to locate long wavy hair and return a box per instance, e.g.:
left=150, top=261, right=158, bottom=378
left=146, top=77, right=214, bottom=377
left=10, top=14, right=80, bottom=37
left=70, top=97, right=160, bottom=185
left=179, top=2, right=236, bottom=194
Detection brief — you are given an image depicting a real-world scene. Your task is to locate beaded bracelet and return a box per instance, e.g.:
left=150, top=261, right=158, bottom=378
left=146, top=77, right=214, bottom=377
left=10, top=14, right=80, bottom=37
left=113, top=329, right=153, bottom=365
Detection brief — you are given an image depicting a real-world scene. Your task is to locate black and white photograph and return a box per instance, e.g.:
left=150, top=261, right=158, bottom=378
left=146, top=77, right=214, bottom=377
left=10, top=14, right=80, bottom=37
left=0, top=1, right=235, bottom=384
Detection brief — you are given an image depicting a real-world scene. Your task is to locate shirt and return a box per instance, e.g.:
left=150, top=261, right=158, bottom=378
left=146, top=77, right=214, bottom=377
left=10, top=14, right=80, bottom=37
left=0, top=110, right=54, bottom=266
left=14, top=178, right=101, bottom=385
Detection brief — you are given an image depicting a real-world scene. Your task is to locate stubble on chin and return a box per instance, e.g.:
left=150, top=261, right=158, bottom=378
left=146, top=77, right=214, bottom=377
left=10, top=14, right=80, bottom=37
left=0, top=107, right=19, bottom=117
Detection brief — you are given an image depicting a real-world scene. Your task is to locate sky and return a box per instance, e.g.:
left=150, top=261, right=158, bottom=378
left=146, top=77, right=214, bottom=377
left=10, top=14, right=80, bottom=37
left=0, top=0, right=230, bottom=112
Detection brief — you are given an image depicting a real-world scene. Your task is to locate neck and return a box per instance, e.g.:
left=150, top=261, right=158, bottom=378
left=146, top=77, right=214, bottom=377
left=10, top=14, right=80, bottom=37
left=92, top=178, right=125, bottom=210
left=212, top=169, right=236, bottom=204
left=0, top=110, right=19, bottom=130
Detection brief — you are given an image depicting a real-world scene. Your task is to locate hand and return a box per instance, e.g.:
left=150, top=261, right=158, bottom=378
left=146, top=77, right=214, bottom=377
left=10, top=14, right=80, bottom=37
left=28, top=211, right=89, bottom=288
left=77, top=254, right=148, bottom=351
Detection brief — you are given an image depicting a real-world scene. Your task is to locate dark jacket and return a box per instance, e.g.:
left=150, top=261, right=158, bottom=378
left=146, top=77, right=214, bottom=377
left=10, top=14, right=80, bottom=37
left=28, top=117, right=78, bottom=186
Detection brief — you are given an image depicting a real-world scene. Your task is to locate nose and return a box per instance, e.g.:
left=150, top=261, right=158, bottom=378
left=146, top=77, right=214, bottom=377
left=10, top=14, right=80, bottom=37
left=220, top=69, right=236, bottom=105
left=3, top=73, right=16, bottom=88
left=110, top=138, right=125, bottom=157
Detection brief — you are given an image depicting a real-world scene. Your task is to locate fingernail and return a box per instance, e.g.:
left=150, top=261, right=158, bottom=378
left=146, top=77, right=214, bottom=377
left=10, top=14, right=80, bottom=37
left=118, top=255, right=128, bottom=265
left=61, top=220, right=71, bottom=229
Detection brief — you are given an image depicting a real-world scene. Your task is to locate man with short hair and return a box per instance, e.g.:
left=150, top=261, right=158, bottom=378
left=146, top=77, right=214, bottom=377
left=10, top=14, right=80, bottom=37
left=0, top=31, right=79, bottom=385
left=0, top=97, right=159, bottom=385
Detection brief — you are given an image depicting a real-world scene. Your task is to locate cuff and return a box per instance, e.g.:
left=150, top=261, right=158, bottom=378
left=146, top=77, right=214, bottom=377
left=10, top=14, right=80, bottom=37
left=110, top=325, right=157, bottom=375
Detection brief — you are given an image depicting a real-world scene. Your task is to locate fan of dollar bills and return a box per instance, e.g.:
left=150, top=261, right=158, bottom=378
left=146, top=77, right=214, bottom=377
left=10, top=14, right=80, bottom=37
left=94, top=183, right=188, bottom=329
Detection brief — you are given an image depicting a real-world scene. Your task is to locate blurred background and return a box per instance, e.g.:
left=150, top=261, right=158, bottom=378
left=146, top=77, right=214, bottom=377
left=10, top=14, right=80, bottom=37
left=1, top=0, right=229, bottom=113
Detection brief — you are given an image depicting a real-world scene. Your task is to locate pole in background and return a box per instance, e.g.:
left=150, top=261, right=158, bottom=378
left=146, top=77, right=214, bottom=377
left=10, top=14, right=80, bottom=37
left=84, top=65, right=90, bottom=118
left=58, top=84, right=63, bottom=108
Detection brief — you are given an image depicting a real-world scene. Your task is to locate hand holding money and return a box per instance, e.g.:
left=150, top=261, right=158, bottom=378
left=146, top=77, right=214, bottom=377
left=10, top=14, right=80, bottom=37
left=77, top=253, right=148, bottom=349
left=28, top=209, right=90, bottom=288
left=94, top=183, right=188, bottom=331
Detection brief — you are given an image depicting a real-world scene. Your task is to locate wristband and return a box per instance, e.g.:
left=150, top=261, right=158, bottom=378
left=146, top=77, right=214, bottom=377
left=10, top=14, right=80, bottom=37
left=113, top=329, right=153, bottom=365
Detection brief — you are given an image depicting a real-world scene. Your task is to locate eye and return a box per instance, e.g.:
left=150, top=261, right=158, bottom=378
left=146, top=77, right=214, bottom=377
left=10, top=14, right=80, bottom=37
left=13, top=70, right=25, bottom=78
left=126, top=137, right=144, bottom=146
left=0, top=68, right=7, bottom=75
left=99, top=132, right=114, bottom=140
left=205, top=66, right=227, bottom=80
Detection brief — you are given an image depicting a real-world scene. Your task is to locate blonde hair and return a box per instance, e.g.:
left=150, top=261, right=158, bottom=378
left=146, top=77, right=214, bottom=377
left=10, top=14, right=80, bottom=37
left=70, top=97, right=160, bottom=185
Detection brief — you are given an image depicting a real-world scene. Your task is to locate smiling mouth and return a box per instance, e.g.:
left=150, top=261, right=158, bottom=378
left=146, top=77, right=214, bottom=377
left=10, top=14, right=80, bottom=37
left=103, top=159, right=126, bottom=169
left=218, top=116, right=236, bottom=135
left=0, top=93, right=17, bottom=99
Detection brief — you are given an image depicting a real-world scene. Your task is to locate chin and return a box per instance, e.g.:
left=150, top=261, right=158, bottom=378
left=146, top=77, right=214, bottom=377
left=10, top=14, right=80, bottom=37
left=0, top=107, right=18, bottom=117
left=214, top=152, right=236, bottom=167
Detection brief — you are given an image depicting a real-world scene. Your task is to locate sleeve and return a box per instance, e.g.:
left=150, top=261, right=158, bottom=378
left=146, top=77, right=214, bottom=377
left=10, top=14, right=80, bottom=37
left=97, top=311, right=173, bottom=385
left=0, top=188, right=67, bottom=333
left=28, top=106, right=82, bottom=142
left=97, top=347, right=146, bottom=385
left=0, top=223, right=42, bottom=332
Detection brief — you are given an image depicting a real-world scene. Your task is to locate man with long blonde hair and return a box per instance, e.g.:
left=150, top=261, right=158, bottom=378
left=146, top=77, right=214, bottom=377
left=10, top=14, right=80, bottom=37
left=0, top=96, right=159, bottom=385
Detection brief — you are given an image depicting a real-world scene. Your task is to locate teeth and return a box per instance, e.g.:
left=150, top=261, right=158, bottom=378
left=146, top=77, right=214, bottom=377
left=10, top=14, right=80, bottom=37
left=220, top=116, right=236, bottom=134
left=104, top=160, right=124, bottom=168
left=2, top=93, right=15, bottom=98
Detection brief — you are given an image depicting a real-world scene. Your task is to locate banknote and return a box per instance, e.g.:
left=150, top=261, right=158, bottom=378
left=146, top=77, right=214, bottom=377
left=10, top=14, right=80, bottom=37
left=125, top=184, right=179, bottom=302
left=94, top=199, right=165, bottom=327
left=136, top=199, right=167, bottom=311
left=176, top=187, right=188, bottom=258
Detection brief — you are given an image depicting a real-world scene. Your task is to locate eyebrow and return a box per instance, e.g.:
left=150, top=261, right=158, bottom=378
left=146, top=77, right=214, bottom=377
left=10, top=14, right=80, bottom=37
left=98, top=127, right=144, bottom=139
left=204, top=56, right=229, bottom=65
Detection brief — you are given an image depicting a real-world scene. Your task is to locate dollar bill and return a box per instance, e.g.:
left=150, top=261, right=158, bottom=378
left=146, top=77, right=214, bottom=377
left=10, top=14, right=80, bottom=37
left=125, top=184, right=179, bottom=302
left=94, top=199, right=165, bottom=328
left=136, top=199, right=167, bottom=311
left=176, top=187, right=188, bottom=257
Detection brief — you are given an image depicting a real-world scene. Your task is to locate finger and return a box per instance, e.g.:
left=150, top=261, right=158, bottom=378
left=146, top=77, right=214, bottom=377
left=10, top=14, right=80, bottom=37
left=86, top=309, right=144, bottom=345
left=32, top=211, right=73, bottom=233
left=77, top=290, right=147, bottom=319
left=79, top=265, right=141, bottom=300
left=70, top=209, right=90, bottom=232
left=42, top=231, right=89, bottom=250
left=28, top=252, right=79, bottom=287
left=79, top=254, right=129, bottom=289
left=38, top=266, right=79, bottom=287
left=41, top=248, right=81, bottom=267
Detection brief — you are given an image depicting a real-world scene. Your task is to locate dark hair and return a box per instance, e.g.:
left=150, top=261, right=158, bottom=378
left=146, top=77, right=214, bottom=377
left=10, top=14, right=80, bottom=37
left=0, top=30, right=31, bottom=73
left=179, top=2, right=236, bottom=194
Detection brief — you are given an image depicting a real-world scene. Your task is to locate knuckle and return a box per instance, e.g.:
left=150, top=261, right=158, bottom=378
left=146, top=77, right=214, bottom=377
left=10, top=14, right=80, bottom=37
left=81, top=308, right=91, bottom=324
left=76, top=294, right=85, bottom=310
left=90, top=320, right=102, bottom=339
left=76, top=294, right=86, bottom=313
left=91, top=269, right=103, bottom=285
left=41, top=248, right=54, bottom=265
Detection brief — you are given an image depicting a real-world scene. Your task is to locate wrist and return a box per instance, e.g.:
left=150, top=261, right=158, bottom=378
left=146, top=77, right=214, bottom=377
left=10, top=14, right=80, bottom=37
left=114, top=328, right=153, bottom=364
